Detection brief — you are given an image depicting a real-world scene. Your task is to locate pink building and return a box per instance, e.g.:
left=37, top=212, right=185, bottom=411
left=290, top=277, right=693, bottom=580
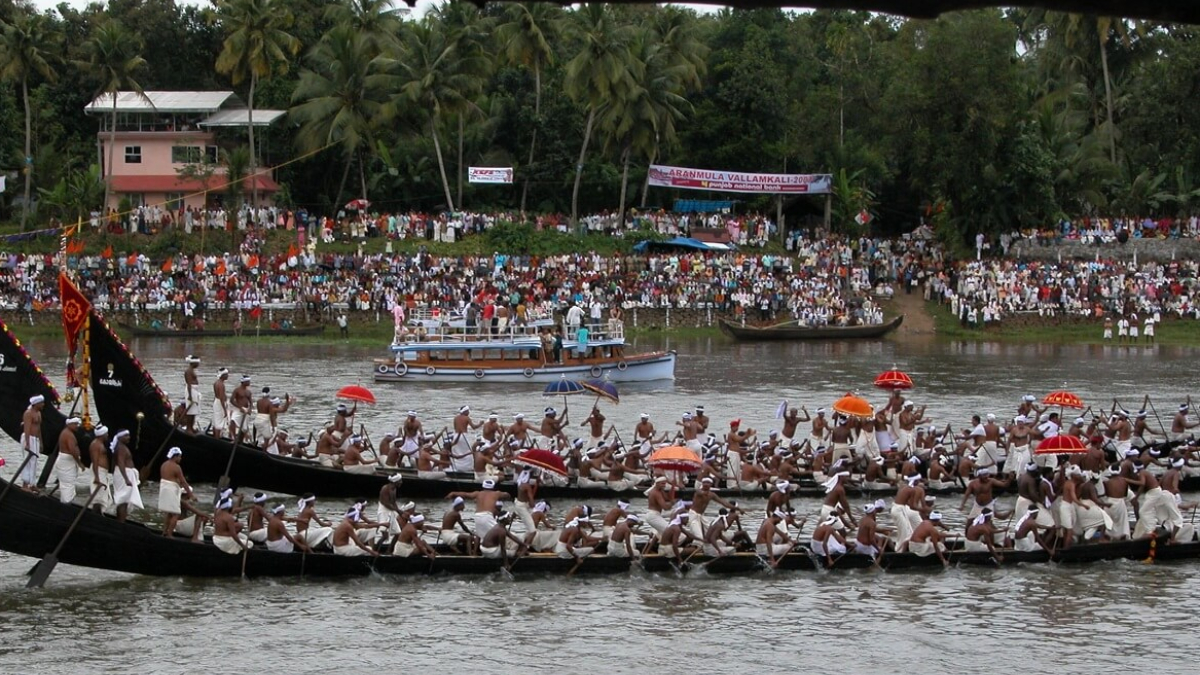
left=85, top=91, right=285, bottom=211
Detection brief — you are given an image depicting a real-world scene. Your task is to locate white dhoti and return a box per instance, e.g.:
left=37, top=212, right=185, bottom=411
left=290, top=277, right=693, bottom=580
left=555, top=540, right=593, bottom=558
left=530, top=530, right=559, bottom=552
left=299, top=526, right=334, bottom=549
left=645, top=509, right=669, bottom=535
left=685, top=438, right=703, bottom=453
left=895, top=428, right=913, bottom=455
left=248, top=528, right=268, bottom=544
left=873, top=430, right=893, bottom=455
left=1003, top=444, right=1030, bottom=475
left=334, top=542, right=371, bottom=556
left=393, top=541, right=416, bottom=558
left=213, top=533, right=248, bottom=554
left=343, top=464, right=376, bottom=475
left=157, top=479, right=183, bottom=514
left=1074, top=500, right=1113, bottom=540
left=91, top=469, right=113, bottom=510
left=450, top=434, right=474, bottom=473
left=684, top=510, right=706, bottom=541
left=417, top=470, right=447, bottom=480
left=889, top=503, right=917, bottom=545
left=175, top=515, right=200, bottom=538
left=112, top=468, right=143, bottom=509
left=377, top=506, right=401, bottom=536
left=756, top=542, right=792, bottom=557
left=212, top=401, right=230, bottom=436
left=1114, top=439, right=1132, bottom=457
left=480, top=545, right=504, bottom=559
left=185, top=385, right=202, bottom=416
left=830, top=442, right=852, bottom=464
left=318, top=454, right=338, bottom=468
left=513, top=500, right=535, bottom=533
left=703, top=542, right=732, bottom=557
left=1055, top=498, right=1076, bottom=531
left=266, top=538, right=295, bottom=554
left=474, top=511, right=497, bottom=539
left=908, top=540, right=938, bottom=557
left=974, top=441, right=1000, bottom=468
left=1012, top=496, right=1033, bottom=526
left=1133, top=487, right=1181, bottom=538
left=608, top=540, right=638, bottom=558
left=810, top=538, right=846, bottom=557
left=1105, top=498, right=1131, bottom=539
left=230, top=409, right=250, bottom=435
left=252, top=413, right=273, bottom=445
left=53, top=454, right=81, bottom=504
left=964, top=536, right=997, bottom=553
left=19, top=435, right=39, bottom=485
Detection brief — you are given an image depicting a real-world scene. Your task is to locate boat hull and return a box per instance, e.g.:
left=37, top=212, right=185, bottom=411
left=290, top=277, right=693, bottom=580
left=718, top=314, right=904, bottom=341
left=373, top=351, right=676, bottom=384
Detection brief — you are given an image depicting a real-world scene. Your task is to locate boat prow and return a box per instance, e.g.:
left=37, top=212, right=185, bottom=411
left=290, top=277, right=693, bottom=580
left=718, top=314, right=904, bottom=341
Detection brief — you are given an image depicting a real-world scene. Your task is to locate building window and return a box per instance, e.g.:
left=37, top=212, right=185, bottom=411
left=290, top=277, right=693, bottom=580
left=172, top=146, right=203, bottom=164
left=124, top=146, right=142, bottom=164
left=207, top=145, right=219, bottom=163
left=128, top=193, right=145, bottom=208
left=165, top=192, right=184, bottom=211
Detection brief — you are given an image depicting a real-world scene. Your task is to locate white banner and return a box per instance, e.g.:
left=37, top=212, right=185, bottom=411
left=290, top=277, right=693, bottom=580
left=468, top=167, right=514, bottom=184
left=648, top=164, right=832, bottom=195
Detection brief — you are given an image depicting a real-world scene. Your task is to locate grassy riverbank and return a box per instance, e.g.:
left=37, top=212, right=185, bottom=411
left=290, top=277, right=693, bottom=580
left=926, top=301, right=1200, bottom=346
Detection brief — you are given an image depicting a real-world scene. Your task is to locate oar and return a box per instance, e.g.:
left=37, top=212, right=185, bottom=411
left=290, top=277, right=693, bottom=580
left=1143, top=395, right=1171, bottom=438
left=27, top=485, right=104, bottom=588
left=360, top=425, right=384, bottom=466
left=567, top=554, right=587, bottom=576
left=138, top=426, right=176, bottom=481
left=217, top=429, right=246, bottom=494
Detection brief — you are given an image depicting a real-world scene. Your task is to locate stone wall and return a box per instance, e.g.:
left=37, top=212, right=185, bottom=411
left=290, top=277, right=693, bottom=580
left=1009, top=237, right=1200, bottom=263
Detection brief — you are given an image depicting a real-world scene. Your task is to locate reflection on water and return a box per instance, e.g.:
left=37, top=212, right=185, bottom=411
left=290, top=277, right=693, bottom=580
left=3, top=334, right=1200, bottom=673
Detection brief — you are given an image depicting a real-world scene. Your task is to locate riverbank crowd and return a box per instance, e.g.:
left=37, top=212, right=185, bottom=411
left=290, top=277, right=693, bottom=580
left=5, top=211, right=1200, bottom=330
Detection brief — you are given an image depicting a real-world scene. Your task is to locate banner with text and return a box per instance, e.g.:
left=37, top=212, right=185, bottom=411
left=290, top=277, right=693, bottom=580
left=468, top=167, right=514, bottom=184
left=647, top=164, right=832, bottom=195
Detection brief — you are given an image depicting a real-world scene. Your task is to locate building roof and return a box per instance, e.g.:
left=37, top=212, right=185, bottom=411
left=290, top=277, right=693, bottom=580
left=85, top=91, right=239, bottom=115
left=110, top=174, right=280, bottom=194
left=200, top=109, right=288, bottom=128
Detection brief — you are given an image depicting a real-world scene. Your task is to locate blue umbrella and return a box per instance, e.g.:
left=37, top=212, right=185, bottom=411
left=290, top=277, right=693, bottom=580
left=544, top=375, right=587, bottom=412
left=581, top=378, right=619, bottom=404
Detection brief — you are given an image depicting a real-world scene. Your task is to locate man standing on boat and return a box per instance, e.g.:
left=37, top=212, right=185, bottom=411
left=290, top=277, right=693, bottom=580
left=52, top=417, right=84, bottom=504
left=229, top=376, right=253, bottom=439
left=635, top=413, right=658, bottom=458
left=89, top=426, right=112, bottom=514
left=19, top=395, right=43, bottom=492
left=450, top=405, right=481, bottom=473
left=399, top=410, right=423, bottom=460
left=541, top=407, right=569, bottom=449
left=508, top=413, right=533, bottom=447
left=780, top=407, right=809, bottom=448
left=183, top=356, right=202, bottom=434
left=694, top=406, right=710, bottom=434
left=582, top=406, right=607, bottom=447
left=211, top=368, right=231, bottom=438
left=447, top=479, right=510, bottom=539
left=565, top=302, right=585, bottom=338
left=158, top=447, right=194, bottom=536
left=111, top=430, right=142, bottom=522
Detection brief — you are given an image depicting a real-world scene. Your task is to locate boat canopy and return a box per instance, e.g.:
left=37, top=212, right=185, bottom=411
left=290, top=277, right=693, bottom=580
left=632, top=237, right=737, bottom=253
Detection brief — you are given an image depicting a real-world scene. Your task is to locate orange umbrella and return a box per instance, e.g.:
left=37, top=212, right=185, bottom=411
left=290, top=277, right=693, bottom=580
left=336, top=384, right=376, bottom=406
left=874, top=369, right=913, bottom=390
left=1033, top=434, right=1088, bottom=455
left=832, top=394, right=874, bottom=419
left=1042, top=390, right=1084, bottom=409
left=647, top=446, right=703, bottom=472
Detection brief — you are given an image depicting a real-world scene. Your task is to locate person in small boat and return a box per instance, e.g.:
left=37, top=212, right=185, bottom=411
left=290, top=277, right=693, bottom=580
left=480, top=511, right=526, bottom=561
left=555, top=517, right=598, bottom=560
left=211, top=368, right=231, bottom=438
left=111, top=430, right=142, bottom=522
left=332, top=505, right=379, bottom=557
left=447, top=480, right=510, bottom=539
left=958, top=467, right=1011, bottom=519
left=53, top=417, right=84, bottom=504
left=686, top=477, right=737, bottom=541
left=677, top=412, right=702, bottom=452
left=540, top=407, right=569, bottom=449
left=332, top=402, right=356, bottom=439
left=582, top=406, right=607, bottom=447
left=266, top=504, right=309, bottom=554
left=780, top=407, right=809, bottom=448
left=158, top=447, right=195, bottom=536
left=755, top=509, right=793, bottom=564
left=229, top=376, right=253, bottom=438
left=393, top=514, right=437, bottom=558
left=854, top=501, right=892, bottom=559
left=182, top=356, right=201, bottom=434
left=1171, top=404, right=1199, bottom=442
left=658, top=513, right=694, bottom=563
left=212, top=494, right=249, bottom=554
left=507, top=413, right=533, bottom=447
left=342, top=436, right=376, bottom=474
left=439, top=497, right=478, bottom=555
left=295, top=494, right=335, bottom=549
left=245, top=492, right=271, bottom=544
left=315, top=428, right=345, bottom=467
left=450, top=405, right=482, bottom=473
left=694, top=405, right=710, bottom=434
left=417, top=439, right=450, bottom=479
left=810, top=515, right=848, bottom=565
left=89, top=425, right=113, bottom=514
left=907, top=513, right=949, bottom=564
left=964, top=508, right=1004, bottom=560
left=608, top=514, right=642, bottom=558
left=19, top=395, right=43, bottom=492
left=703, top=508, right=739, bottom=557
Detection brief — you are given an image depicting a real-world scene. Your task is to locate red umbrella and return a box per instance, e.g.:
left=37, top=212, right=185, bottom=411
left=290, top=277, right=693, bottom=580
left=336, top=384, right=376, bottom=406
left=512, top=449, right=568, bottom=477
left=832, top=394, right=874, bottom=419
left=874, top=369, right=914, bottom=390
left=647, top=446, right=703, bottom=473
left=1043, top=390, right=1084, bottom=409
left=1033, top=434, right=1088, bottom=455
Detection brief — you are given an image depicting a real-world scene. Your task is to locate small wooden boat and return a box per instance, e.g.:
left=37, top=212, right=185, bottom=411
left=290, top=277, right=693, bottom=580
left=718, top=314, right=904, bottom=341
left=373, top=323, right=675, bottom=384
left=2, top=478, right=1193, bottom=582
left=119, top=322, right=326, bottom=338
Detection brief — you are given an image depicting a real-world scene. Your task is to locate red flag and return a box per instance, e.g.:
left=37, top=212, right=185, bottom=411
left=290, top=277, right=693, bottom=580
left=59, top=273, right=91, bottom=355
left=101, top=245, right=113, bottom=259
left=161, top=257, right=173, bottom=272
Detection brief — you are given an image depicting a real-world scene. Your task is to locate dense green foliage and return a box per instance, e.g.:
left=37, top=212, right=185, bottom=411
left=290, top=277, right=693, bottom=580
left=0, top=1, right=1197, bottom=245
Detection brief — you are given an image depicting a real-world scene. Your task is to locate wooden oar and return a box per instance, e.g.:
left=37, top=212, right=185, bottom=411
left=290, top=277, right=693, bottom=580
left=27, top=485, right=104, bottom=588
left=1143, top=395, right=1171, bottom=438
left=216, top=429, right=246, bottom=494
left=567, top=554, right=587, bottom=576
left=360, top=425, right=384, bottom=466
left=138, top=426, right=177, bottom=482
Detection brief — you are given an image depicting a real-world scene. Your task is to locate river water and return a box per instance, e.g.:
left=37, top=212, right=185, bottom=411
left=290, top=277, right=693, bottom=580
left=1, top=334, right=1198, bottom=673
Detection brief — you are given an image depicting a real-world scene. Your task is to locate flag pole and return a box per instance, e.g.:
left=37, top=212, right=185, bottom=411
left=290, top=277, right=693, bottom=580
left=80, top=313, right=91, bottom=429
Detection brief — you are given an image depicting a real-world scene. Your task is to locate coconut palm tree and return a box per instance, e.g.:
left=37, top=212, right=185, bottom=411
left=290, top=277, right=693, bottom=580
left=78, top=21, right=148, bottom=217
left=323, top=0, right=404, bottom=58
left=395, top=19, right=485, bottom=212
left=563, top=3, right=638, bottom=228
left=431, top=2, right=494, bottom=208
left=291, top=25, right=393, bottom=207
left=495, top=2, right=562, bottom=213
left=214, top=0, right=301, bottom=207
left=0, top=11, right=59, bottom=231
